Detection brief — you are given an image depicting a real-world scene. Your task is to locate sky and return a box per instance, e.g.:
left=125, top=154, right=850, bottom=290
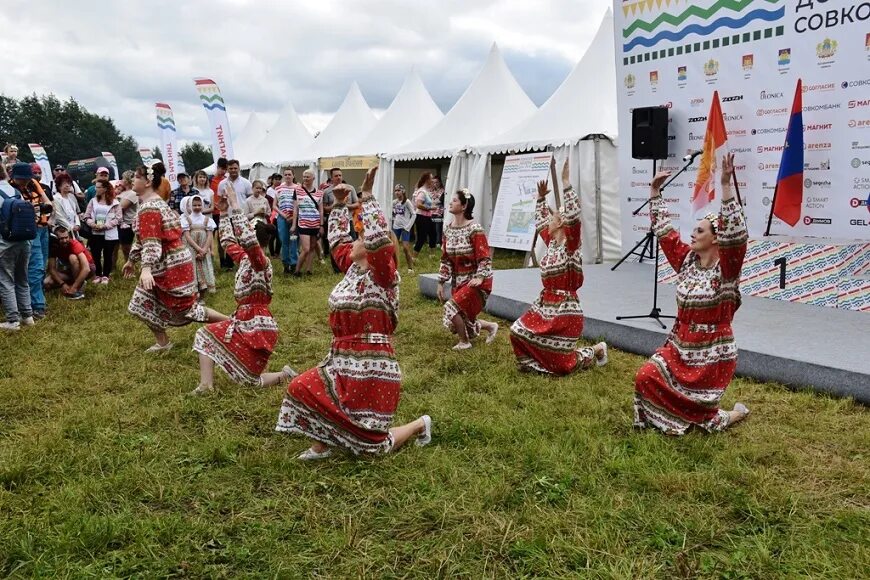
left=0, top=0, right=612, bottom=151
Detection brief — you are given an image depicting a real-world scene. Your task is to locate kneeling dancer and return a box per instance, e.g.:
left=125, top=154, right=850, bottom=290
left=510, top=160, right=607, bottom=374
left=192, top=183, right=280, bottom=395
left=274, top=168, right=431, bottom=460
left=634, top=154, right=750, bottom=435
left=436, top=189, right=498, bottom=350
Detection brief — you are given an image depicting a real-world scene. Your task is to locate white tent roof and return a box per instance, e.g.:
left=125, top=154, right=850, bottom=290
left=388, top=44, right=537, bottom=161
left=348, top=69, right=443, bottom=156
left=233, top=112, right=270, bottom=164
left=297, top=82, right=377, bottom=161
left=475, top=9, right=617, bottom=155
left=247, top=100, right=313, bottom=168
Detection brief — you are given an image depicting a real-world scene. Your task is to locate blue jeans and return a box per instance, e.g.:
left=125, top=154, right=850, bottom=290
left=28, top=227, right=48, bottom=312
left=276, top=215, right=298, bottom=267
left=0, top=240, right=32, bottom=322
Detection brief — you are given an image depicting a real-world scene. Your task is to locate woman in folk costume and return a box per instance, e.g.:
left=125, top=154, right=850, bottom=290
left=275, top=167, right=432, bottom=461
left=191, top=182, right=281, bottom=395
left=509, top=160, right=608, bottom=375
left=181, top=195, right=217, bottom=296
left=325, top=183, right=354, bottom=270
left=123, top=162, right=226, bottom=352
left=634, top=153, right=750, bottom=435
left=437, top=189, right=499, bottom=350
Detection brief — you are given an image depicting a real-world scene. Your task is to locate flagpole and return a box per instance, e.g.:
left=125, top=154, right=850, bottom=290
left=764, top=181, right=779, bottom=236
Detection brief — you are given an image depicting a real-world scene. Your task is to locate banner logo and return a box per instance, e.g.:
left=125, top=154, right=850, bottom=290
left=742, top=54, right=754, bottom=70
left=624, top=74, right=636, bottom=89
left=677, top=66, right=687, bottom=82
left=649, top=71, right=659, bottom=86
left=778, top=48, right=791, bottom=66
left=703, top=59, right=719, bottom=77
left=816, top=38, right=837, bottom=60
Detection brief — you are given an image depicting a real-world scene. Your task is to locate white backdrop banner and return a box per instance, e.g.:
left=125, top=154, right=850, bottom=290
left=101, top=151, right=119, bottom=180
left=155, top=103, right=181, bottom=190
left=614, top=0, right=870, bottom=241
left=489, top=152, right=553, bottom=251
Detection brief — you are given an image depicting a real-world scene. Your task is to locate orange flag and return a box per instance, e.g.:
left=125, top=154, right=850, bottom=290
left=690, top=91, right=729, bottom=215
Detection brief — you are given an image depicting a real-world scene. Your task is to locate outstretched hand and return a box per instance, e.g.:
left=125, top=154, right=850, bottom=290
left=224, top=181, right=239, bottom=210
left=720, top=152, right=736, bottom=187
left=361, top=166, right=378, bottom=199
left=650, top=171, right=671, bottom=197
left=536, top=180, right=549, bottom=200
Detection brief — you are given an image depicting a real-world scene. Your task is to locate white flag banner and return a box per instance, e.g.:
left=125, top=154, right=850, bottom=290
left=194, top=77, right=234, bottom=162
left=27, top=143, right=52, bottom=187
left=138, top=147, right=154, bottom=165
left=101, top=151, right=119, bottom=180
left=155, top=102, right=181, bottom=190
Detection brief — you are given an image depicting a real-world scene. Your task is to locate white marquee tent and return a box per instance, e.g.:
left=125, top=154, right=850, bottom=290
left=474, top=9, right=620, bottom=263
left=382, top=44, right=537, bottom=223
left=246, top=100, right=314, bottom=179
left=295, top=82, right=377, bottom=165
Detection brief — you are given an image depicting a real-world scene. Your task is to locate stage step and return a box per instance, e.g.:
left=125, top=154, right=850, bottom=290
left=656, top=239, right=870, bottom=312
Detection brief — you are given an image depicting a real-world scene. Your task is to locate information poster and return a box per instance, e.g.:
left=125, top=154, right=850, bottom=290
left=489, top=152, right=553, bottom=251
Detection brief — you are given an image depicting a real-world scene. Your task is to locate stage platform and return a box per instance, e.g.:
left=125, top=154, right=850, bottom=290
left=420, top=264, right=869, bottom=404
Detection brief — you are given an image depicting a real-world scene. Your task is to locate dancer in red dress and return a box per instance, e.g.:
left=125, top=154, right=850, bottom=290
left=437, top=189, right=498, bottom=350
left=191, top=182, right=281, bottom=394
left=123, top=162, right=225, bottom=352
left=510, top=160, right=607, bottom=374
left=634, top=154, right=750, bottom=435
left=274, top=168, right=432, bottom=460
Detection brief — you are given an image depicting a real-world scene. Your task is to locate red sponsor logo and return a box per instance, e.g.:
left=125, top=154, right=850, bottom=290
left=849, top=99, right=870, bottom=109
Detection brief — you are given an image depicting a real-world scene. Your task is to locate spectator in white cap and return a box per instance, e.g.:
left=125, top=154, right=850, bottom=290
left=85, top=166, right=112, bottom=205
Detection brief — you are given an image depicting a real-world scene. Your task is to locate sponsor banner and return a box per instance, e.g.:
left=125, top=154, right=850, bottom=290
left=138, top=147, right=154, bottom=165
left=193, top=78, right=234, bottom=162
left=27, top=143, right=52, bottom=187
left=489, top=152, right=554, bottom=251
left=155, top=102, right=181, bottom=190
left=318, top=155, right=379, bottom=170
left=615, top=0, right=869, bottom=241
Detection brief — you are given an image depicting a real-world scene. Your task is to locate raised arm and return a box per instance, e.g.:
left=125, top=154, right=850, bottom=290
left=359, top=168, right=397, bottom=289
left=717, top=153, right=747, bottom=281
left=535, top=179, right=552, bottom=246
left=649, top=171, right=691, bottom=272
left=222, top=182, right=268, bottom=271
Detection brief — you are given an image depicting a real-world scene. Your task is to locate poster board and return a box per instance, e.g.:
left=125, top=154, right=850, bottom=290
left=489, top=152, right=553, bottom=251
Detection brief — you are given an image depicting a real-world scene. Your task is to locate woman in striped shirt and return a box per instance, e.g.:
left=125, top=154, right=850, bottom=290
left=291, top=169, right=323, bottom=277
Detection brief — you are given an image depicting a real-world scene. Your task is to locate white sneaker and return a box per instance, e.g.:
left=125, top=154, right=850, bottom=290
left=407, top=269, right=415, bottom=275
left=21, top=317, right=35, bottom=327
left=595, top=342, right=609, bottom=367
left=145, top=342, right=174, bottom=353
left=0, top=321, right=20, bottom=332
left=452, top=342, right=472, bottom=351
left=190, top=383, right=214, bottom=396
left=297, top=447, right=332, bottom=460
left=485, top=323, right=499, bottom=345
left=416, top=415, right=432, bottom=447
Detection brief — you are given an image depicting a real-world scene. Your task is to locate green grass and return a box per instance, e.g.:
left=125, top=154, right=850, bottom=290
left=0, top=248, right=867, bottom=578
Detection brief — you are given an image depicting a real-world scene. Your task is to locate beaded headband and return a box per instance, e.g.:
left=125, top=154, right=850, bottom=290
left=703, top=212, right=719, bottom=235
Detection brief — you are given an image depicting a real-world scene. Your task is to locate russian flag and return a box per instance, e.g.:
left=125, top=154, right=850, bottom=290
left=773, top=79, right=804, bottom=227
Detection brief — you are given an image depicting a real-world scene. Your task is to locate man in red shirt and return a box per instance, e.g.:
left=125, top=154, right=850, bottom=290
left=210, top=158, right=233, bottom=269
left=44, top=225, right=94, bottom=300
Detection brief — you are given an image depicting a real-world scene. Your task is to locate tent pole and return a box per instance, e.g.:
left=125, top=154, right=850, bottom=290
left=593, top=136, right=603, bottom=264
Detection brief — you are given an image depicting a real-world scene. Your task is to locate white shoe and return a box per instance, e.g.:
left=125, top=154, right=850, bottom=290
left=407, top=269, right=415, bottom=275
left=452, top=342, right=472, bottom=351
left=145, top=342, right=174, bottom=353
left=282, top=365, right=298, bottom=380
left=595, top=342, right=608, bottom=367
left=416, top=415, right=432, bottom=447
left=297, top=447, right=332, bottom=460
left=0, top=321, right=20, bottom=332
left=21, top=317, right=35, bottom=327
left=190, top=383, right=214, bottom=396
left=734, top=402, right=750, bottom=418
left=485, top=323, right=499, bottom=345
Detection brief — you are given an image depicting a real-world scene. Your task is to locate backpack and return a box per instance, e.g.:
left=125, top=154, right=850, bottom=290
left=0, top=184, right=37, bottom=242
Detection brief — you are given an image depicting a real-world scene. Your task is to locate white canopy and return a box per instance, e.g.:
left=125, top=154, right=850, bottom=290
left=296, top=82, right=377, bottom=162
left=387, top=44, right=537, bottom=161
left=350, top=69, right=443, bottom=156
left=475, top=9, right=617, bottom=154
left=245, top=100, right=314, bottom=169
left=233, top=112, right=270, bottom=164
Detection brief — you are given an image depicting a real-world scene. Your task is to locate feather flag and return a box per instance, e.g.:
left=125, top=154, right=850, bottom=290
left=155, top=102, right=181, bottom=190
left=690, top=91, right=729, bottom=215
left=27, top=144, right=53, bottom=187
left=194, top=78, right=234, bottom=162
left=772, top=79, right=804, bottom=227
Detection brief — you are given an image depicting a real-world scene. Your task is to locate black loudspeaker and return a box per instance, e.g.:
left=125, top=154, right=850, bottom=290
left=631, top=106, right=669, bottom=160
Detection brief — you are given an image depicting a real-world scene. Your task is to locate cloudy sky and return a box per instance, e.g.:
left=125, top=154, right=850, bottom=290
left=1, top=0, right=611, bottom=150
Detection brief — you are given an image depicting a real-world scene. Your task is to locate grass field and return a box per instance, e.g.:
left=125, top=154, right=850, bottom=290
left=0, top=248, right=867, bottom=578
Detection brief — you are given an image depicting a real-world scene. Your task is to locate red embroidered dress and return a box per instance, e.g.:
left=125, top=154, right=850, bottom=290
left=127, top=198, right=206, bottom=330
left=276, top=200, right=402, bottom=455
left=327, top=202, right=353, bottom=268
left=439, top=221, right=493, bottom=339
left=509, top=186, right=595, bottom=374
left=193, top=212, right=278, bottom=386
left=634, top=196, right=748, bottom=435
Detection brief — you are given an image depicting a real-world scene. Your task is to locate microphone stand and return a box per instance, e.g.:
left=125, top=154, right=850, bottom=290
left=613, top=154, right=697, bottom=329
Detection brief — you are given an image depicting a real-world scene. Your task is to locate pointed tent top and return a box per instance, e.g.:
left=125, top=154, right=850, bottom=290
left=234, top=112, right=270, bottom=163
left=347, top=69, right=444, bottom=156
left=300, top=82, right=378, bottom=160
left=475, top=9, right=617, bottom=154
left=246, top=99, right=314, bottom=168
left=388, top=41, right=536, bottom=160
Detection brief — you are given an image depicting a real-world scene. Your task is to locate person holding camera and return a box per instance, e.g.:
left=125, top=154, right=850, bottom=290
left=9, top=162, right=52, bottom=320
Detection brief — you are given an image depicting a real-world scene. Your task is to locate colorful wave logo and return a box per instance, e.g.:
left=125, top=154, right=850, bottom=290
left=194, top=78, right=227, bottom=111
left=155, top=104, right=176, bottom=132
left=623, top=0, right=784, bottom=52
